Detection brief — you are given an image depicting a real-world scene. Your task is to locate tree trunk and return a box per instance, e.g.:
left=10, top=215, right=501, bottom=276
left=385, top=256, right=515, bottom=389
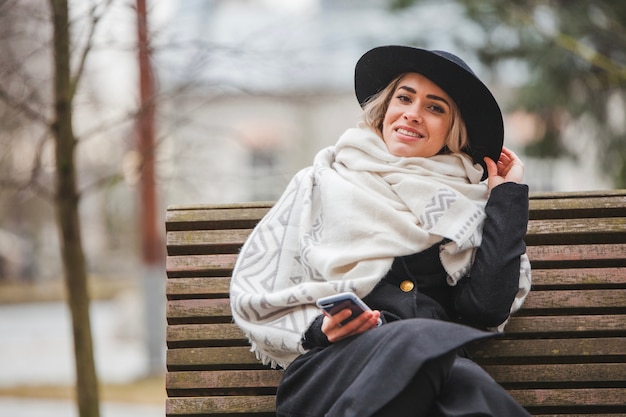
left=48, top=1, right=100, bottom=416
left=136, top=0, right=166, bottom=375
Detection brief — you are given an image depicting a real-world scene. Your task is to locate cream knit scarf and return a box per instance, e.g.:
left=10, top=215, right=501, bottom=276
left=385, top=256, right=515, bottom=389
left=230, top=125, right=531, bottom=368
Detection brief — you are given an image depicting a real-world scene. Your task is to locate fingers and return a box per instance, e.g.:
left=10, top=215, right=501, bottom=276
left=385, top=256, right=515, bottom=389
left=484, top=156, right=498, bottom=178
left=322, top=309, right=380, bottom=343
left=484, top=148, right=525, bottom=189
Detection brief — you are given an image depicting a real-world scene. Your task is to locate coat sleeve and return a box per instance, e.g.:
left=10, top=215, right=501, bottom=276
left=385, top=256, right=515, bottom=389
left=453, top=182, right=529, bottom=328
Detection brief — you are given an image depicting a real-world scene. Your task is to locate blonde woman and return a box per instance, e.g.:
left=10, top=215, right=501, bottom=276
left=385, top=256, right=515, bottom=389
left=231, top=45, right=531, bottom=417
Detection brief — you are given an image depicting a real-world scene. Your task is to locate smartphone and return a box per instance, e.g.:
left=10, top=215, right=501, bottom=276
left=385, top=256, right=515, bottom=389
left=316, top=292, right=380, bottom=326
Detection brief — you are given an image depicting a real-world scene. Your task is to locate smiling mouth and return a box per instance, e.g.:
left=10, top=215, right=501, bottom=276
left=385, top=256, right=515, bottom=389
left=397, top=128, right=424, bottom=139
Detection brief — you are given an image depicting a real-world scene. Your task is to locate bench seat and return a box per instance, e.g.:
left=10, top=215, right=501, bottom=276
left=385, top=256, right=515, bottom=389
left=166, top=190, right=626, bottom=416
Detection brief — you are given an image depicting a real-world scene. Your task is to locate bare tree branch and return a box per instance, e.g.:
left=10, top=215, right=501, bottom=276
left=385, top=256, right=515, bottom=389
left=70, top=0, right=114, bottom=100
left=80, top=172, right=124, bottom=196
left=0, top=85, right=51, bottom=128
left=0, top=129, right=54, bottom=201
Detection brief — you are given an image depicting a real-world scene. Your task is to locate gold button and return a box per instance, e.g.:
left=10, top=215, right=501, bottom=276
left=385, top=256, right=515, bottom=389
left=400, top=280, right=414, bottom=292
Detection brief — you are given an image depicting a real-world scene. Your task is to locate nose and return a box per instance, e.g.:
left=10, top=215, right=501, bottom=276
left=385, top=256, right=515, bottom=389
left=403, top=105, right=423, bottom=124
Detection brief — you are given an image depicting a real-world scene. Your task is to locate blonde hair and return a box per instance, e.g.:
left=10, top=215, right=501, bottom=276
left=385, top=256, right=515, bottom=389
left=361, top=74, right=469, bottom=155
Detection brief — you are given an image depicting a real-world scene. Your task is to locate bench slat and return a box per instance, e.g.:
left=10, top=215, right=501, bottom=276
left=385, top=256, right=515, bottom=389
left=165, top=243, right=626, bottom=278
left=528, top=193, right=626, bottom=220
left=166, top=370, right=282, bottom=391
left=166, top=396, right=276, bottom=416
left=167, top=323, right=246, bottom=347
left=165, top=290, right=626, bottom=325
left=531, top=268, right=625, bottom=287
left=166, top=205, right=271, bottom=232
left=470, top=337, right=626, bottom=360
left=166, top=229, right=252, bottom=256
left=165, top=217, right=626, bottom=254
left=167, top=299, right=232, bottom=324
left=165, top=315, right=626, bottom=349
left=165, top=388, right=626, bottom=416
left=166, top=277, right=230, bottom=299
left=166, top=254, right=237, bottom=278
left=167, top=346, right=258, bottom=368
left=533, top=415, right=626, bottom=417
left=503, top=314, right=626, bottom=335
left=166, top=364, right=625, bottom=391
left=167, top=337, right=626, bottom=370
left=482, top=363, right=626, bottom=384
left=525, top=218, right=626, bottom=245
left=521, top=289, right=626, bottom=312
left=527, top=243, right=626, bottom=264
left=511, top=387, right=626, bottom=407
left=164, top=268, right=626, bottom=300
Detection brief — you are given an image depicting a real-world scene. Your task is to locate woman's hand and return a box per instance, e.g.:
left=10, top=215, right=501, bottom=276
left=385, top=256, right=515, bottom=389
left=321, top=309, right=381, bottom=343
left=484, top=147, right=525, bottom=190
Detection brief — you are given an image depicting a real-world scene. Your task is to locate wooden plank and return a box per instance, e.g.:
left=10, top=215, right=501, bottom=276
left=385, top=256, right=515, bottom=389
left=164, top=268, right=626, bottom=299
left=166, top=229, right=252, bottom=256
left=521, top=289, right=626, bottom=312
left=527, top=243, right=626, bottom=264
left=165, top=290, right=626, bottom=324
left=166, top=277, right=231, bottom=299
left=166, top=206, right=271, bottom=232
left=511, top=387, right=626, bottom=407
left=533, top=414, right=626, bottom=417
left=525, top=218, right=626, bottom=245
left=167, top=346, right=263, bottom=368
left=470, top=337, right=626, bottom=360
left=166, top=364, right=626, bottom=391
left=482, top=363, right=626, bottom=384
left=166, top=395, right=276, bottom=415
left=167, top=299, right=232, bottom=324
left=167, top=370, right=282, bottom=390
left=165, top=245, right=626, bottom=278
left=166, top=254, right=237, bottom=278
left=529, top=194, right=626, bottom=220
left=165, top=316, right=626, bottom=348
left=164, top=316, right=626, bottom=347
left=165, top=390, right=626, bottom=415
left=162, top=269, right=626, bottom=299
left=504, top=315, right=626, bottom=336
left=164, top=290, right=626, bottom=326
left=529, top=189, right=626, bottom=200
left=167, top=202, right=273, bottom=212
left=166, top=323, right=245, bottom=347
left=530, top=268, right=625, bottom=287
left=168, top=337, right=626, bottom=369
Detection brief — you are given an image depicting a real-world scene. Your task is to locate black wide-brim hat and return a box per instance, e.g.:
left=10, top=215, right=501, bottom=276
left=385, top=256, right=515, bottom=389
left=355, top=45, right=503, bottom=176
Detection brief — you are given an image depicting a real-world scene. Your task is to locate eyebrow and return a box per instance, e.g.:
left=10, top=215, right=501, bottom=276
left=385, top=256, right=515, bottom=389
left=398, top=85, right=450, bottom=107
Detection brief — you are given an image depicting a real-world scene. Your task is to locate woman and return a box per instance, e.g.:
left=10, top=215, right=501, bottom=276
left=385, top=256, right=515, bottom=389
left=230, top=45, right=532, bottom=417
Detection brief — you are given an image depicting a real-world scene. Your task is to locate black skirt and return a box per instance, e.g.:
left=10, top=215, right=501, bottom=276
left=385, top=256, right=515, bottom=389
left=276, top=318, right=530, bottom=417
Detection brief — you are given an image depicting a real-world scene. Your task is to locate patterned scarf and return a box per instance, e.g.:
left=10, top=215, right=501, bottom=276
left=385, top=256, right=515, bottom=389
left=230, top=125, right=528, bottom=368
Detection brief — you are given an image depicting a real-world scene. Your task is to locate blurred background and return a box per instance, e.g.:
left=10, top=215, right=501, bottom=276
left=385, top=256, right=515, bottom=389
left=0, top=0, right=624, bottom=416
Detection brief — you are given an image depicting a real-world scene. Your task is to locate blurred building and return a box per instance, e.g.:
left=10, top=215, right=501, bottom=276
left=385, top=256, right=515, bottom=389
left=157, top=0, right=611, bottom=209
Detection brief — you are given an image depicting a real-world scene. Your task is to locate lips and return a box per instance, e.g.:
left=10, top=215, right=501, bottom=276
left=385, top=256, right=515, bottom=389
left=396, top=127, right=424, bottom=139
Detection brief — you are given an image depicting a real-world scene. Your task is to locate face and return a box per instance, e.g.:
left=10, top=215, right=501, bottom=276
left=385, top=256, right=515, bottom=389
left=381, top=73, right=453, bottom=158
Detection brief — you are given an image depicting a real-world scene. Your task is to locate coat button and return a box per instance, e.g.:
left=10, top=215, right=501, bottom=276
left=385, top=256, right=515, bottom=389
left=400, top=280, right=414, bottom=292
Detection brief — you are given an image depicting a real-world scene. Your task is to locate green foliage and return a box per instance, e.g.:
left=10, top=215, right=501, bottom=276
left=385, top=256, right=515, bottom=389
left=396, top=0, right=626, bottom=187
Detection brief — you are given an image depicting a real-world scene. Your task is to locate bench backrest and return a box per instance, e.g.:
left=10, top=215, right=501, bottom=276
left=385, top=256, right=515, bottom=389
left=165, top=190, right=626, bottom=416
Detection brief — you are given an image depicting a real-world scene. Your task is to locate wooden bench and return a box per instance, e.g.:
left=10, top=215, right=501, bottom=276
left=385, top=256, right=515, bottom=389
left=165, top=190, right=626, bottom=417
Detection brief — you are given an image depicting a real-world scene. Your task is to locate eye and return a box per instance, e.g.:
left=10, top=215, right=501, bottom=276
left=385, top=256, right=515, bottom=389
left=428, top=104, right=446, bottom=114
left=395, top=94, right=412, bottom=103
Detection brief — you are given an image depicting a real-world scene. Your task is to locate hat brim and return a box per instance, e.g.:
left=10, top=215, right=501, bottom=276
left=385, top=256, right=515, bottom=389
left=355, top=46, right=503, bottom=176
